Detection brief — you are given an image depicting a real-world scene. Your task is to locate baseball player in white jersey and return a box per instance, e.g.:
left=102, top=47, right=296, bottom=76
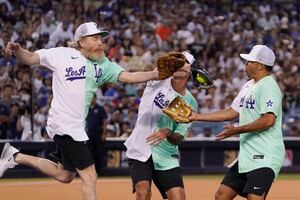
left=188, top=45, right=285, bottom=200
left=1, top=22, right=159, bottom=200
left=124, top=52, right=198, bottom=200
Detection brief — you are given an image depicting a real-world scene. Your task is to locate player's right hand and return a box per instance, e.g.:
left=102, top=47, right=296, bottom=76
left=187, top=111, right=200, bottom=122
left=5, top=42, right=21, bottom=56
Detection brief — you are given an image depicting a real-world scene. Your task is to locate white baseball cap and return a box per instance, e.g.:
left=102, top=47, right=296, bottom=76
left=240, top=45, right=275, bottom=66
left=182, top=51, right=195, bottom=64
left=74, top=22, right=109, bottom=42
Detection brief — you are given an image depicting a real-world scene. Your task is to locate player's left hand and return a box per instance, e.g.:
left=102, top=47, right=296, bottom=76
left=146, top=128, right=170, bottom=145
left=216, top=125, right=238, bottom=141
left=152, top=67, right=159, bottom=80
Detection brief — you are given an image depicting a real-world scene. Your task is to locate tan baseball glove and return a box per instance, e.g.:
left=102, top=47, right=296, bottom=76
left=162, top=96, right=192, bottom=123
left=156, top=52, right=186, bottom=80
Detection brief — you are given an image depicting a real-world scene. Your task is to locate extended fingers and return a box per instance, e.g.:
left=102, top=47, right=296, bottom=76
left=146, top=132, right=165, bottom=145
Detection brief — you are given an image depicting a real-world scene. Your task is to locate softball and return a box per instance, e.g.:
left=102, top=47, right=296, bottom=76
left=196, top=75, right=206, bottom=83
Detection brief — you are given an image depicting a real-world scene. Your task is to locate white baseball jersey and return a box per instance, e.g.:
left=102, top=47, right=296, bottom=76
left=124, top=78, right=198, bottom=166
left=36, top=47, right=123, bottom=141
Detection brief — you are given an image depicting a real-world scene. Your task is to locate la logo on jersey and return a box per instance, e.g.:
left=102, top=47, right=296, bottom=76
left=64, top=64, right=102, bottom=82
left=65, top=66, right=86, bottom=81
left=93, top=63, right=102, bottom=83
left=154, top=92, right=170, bottom=109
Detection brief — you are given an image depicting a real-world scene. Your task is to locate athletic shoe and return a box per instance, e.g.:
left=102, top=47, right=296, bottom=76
left=0, top=143, right=19, bottom=177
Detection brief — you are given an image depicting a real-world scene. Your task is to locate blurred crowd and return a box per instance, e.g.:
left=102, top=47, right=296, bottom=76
left=0, top=0, right=300, bottom=141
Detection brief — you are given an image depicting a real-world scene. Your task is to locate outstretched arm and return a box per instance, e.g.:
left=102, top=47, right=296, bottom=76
left=117, top=69, right=158, bottom=84
left=189, top=108, right=239, bottom=122
left=216, top=113, right=276, bottom=140
left=5, top=42, right=39, bottom=65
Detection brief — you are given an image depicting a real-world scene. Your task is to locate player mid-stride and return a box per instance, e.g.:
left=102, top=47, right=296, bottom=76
left=1, top=22, right=160, bottom=200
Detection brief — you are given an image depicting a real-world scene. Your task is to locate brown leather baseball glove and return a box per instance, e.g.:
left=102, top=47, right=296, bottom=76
left=156, top=52, right=186, bottom=80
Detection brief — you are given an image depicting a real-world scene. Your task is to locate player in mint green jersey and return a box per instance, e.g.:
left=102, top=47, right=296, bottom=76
left=125, top=52, right=198, bottom=200
left=2, top=22, right=159, bottom=200
left=187, top=45, right=285, bottom=200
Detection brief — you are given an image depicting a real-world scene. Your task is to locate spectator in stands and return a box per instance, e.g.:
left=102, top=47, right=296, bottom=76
left=1, top=21, right=160, bottom=200
left=105, top=123, right=117, bottom=138
left=199, top=95, right=217, bottom=113
left=16, top=105, right=33, bottom=140
left=37, top=11, right=57, bottom=36
left=32, top=106, right=46, bottom=141
left=124, top=52, right=198, bottom=200
left=0, top=0, right=299, bottom=137
left=0, top=84, right=15, bottom=109
left=119, top=121, right=132, bottom=138
left=109, top=110, right=122, bottom=136
left=195, top=127, right=213, bottom=138
left=47, top=16, right=73, bottom=47
left=0, top=62, right=9, bottom=82
left=188, top=45, right=285, bottom=200
left=0, top=102, right=9, bottom=139
left=7, top=102, right=20, bottom=139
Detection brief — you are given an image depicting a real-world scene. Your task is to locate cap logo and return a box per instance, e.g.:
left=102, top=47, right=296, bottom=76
left=94, top=23, right=101, bottom=31
left=80, top=25, right=88, bottom=36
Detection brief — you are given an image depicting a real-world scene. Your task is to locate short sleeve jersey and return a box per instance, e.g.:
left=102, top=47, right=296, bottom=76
left=151, top=93, right=198, bottom=170
left=234, top=76, right=285, bottom=178
left=35, top=47, right=123, bottom=141
left=124, top=78, right=198, bottom=170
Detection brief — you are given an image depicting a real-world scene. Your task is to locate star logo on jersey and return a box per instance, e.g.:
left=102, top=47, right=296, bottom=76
left=266, top=100, right=274, bottom=107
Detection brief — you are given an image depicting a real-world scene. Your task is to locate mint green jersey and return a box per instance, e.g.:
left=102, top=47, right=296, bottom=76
left=84, top=57, right=123, bottom=119
left=238, top=76, right=285, bottom=178
left=151, top=91, right=198, bottom=170
left=36, top=47, right=123, bottom=141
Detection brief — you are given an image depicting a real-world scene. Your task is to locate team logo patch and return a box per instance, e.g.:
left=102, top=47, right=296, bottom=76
left=65, top=66, right=86, bottom=81
left=154, top=92, right=170, bottom=109
left=266, top=100, right=274, bottom=107
left=93, top=63, right=102, bottom=83
left=240, top=95, right=255, bottom=109
left=80, top=25, right=88, bottom=36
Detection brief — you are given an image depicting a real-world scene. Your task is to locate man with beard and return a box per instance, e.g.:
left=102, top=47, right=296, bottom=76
left=2, top=22, right=159, bottom=200
left=124, top=52, right=198, bottom=200
left=187, top=45, right=284, bottom=200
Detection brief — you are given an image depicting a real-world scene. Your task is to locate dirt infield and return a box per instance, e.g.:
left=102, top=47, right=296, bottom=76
left=0, top=177, right=299, bottom=200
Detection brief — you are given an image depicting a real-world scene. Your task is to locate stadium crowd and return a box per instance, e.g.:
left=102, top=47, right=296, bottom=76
left=0, top=0, right=299, bottom=141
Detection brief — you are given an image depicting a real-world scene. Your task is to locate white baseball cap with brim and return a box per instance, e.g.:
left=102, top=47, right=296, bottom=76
left=74, top=22, right=109, bottom=42
left=240, top=45, right=275, bottom=66
left=182, top=51, right=195, bottom=64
